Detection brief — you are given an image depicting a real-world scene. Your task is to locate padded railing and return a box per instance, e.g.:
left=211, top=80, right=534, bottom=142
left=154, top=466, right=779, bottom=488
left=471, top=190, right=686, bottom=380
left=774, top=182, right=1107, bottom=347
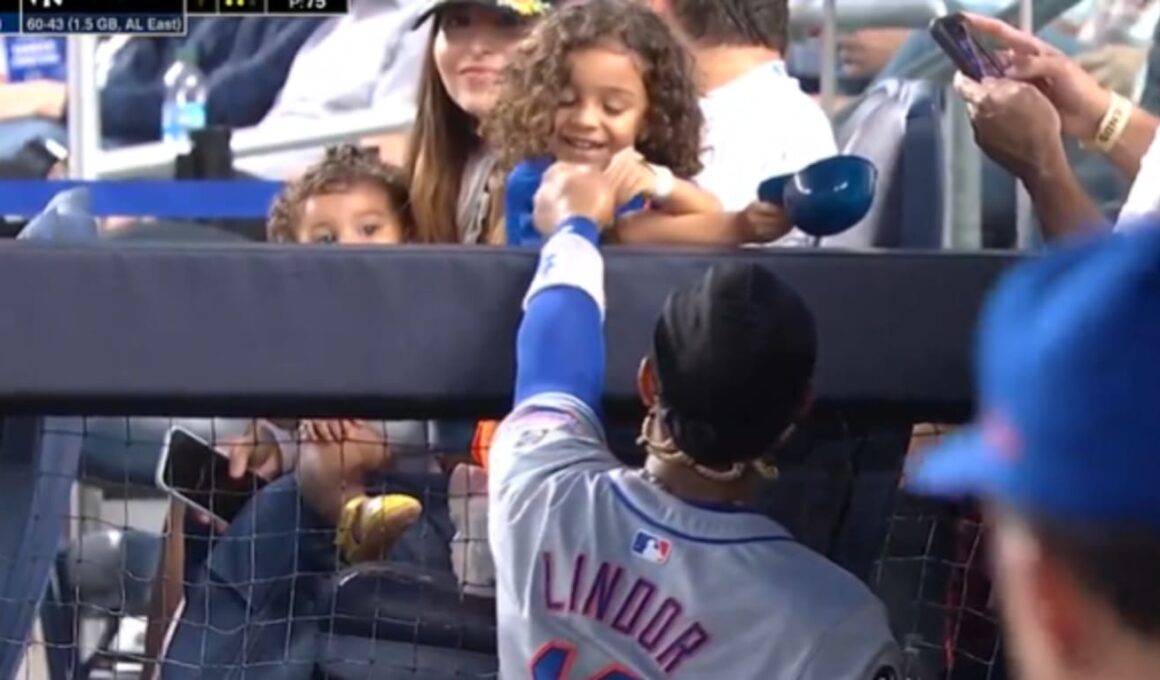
left=0, top=243, right=1019, bottom=420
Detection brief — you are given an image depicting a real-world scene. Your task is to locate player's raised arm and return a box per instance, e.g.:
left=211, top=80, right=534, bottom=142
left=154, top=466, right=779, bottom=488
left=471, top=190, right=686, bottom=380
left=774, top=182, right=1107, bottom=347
left=513, top=163, right=616, bottom=413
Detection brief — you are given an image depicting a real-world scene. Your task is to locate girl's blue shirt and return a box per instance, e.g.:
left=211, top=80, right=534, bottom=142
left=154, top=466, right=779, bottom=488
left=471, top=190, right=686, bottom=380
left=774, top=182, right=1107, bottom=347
left=503, top=156, right=648, bottom=247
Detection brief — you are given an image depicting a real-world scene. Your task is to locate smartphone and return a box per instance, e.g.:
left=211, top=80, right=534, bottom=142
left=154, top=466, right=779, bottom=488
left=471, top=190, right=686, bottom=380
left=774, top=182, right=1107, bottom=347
left=929, top=13, right=1005, bottom=81
left=156, top=425, right=269, bottom=525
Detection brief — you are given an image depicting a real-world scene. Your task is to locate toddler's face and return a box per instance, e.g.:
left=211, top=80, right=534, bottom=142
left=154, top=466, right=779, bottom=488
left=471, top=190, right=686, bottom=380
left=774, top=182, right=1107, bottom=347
left=549, top=44, right=648, bottom=168
left=294, top=184, right=404, bottom=245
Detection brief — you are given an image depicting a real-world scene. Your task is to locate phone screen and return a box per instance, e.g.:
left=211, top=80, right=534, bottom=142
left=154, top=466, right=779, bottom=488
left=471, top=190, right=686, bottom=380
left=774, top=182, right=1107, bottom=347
left=932, top=15, right=1004, bottom=80
left=160, top=428, right=268, bottom=524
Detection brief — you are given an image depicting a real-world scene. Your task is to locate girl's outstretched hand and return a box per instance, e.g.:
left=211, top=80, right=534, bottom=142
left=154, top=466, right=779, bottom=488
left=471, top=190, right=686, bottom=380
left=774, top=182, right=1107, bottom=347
left=738, top=200, right=791, bottom=243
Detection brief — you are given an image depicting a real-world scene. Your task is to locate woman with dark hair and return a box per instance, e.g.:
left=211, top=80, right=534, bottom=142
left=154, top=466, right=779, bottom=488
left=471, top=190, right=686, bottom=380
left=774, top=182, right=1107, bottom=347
left=405, top=0, right=554, bottom=245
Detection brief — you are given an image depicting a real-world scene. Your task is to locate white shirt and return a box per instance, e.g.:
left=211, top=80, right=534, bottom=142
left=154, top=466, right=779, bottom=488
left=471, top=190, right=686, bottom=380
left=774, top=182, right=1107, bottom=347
left=695, top=60, right=838, bottom=246
left=1116, top=126, right=1160, bottom=230
left=236, top=0, right=428, bottom=178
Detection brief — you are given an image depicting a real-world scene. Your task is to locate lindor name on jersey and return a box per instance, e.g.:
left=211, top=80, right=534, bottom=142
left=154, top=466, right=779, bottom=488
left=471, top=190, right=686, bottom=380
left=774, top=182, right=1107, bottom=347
left=539, top=550, right=710, bottom=675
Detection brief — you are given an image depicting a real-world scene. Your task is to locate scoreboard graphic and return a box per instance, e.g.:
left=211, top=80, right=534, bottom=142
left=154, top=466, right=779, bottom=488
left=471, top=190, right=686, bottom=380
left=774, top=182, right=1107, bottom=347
left=0, top=0, right=347, bottom=34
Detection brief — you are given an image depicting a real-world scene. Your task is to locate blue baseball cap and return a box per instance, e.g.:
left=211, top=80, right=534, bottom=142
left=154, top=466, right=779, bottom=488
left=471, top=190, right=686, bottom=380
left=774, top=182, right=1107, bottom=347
left=908, top=226, right=1160, bottom=527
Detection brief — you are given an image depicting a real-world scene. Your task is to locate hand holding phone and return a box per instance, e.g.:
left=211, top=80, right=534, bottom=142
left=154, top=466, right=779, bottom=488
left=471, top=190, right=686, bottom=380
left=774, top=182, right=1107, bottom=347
left=157, top=426, right=270, bottom=526
left=930, top=13, right=1006, bottom=81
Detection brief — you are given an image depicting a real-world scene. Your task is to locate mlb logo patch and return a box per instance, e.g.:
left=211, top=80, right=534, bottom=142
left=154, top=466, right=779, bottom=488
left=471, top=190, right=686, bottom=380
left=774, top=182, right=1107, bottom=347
left=631, top=530, right=671, bottom=565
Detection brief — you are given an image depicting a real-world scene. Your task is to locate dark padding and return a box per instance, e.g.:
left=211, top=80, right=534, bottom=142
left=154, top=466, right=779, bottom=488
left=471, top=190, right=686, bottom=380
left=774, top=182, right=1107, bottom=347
left=0, top=243, right=1020, bottom=420
left=322, top=562, right=497, bottom=654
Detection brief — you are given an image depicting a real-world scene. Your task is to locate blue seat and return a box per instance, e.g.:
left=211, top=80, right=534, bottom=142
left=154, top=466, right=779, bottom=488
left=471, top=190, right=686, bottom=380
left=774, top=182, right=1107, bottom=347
left=827, top=78, right=945, bottom=249
left=0, top=192, right=100, bottom=677
left=0, top=418, right=84, bottom=678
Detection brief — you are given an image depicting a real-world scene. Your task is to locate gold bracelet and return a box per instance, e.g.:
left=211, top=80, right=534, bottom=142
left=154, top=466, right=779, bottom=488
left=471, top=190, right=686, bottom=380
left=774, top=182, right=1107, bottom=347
left=1092, top=92, right=1134, bottom=153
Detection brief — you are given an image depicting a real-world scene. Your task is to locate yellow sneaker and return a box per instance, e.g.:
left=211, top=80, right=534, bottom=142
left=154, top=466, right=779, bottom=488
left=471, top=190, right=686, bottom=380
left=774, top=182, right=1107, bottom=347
left=337, top=494, right=422, bottom=564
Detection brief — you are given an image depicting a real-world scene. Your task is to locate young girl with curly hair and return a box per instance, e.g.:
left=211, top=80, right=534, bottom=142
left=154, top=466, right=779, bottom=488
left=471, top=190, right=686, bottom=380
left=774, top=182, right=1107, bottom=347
left=485, top=0, right=739, bottom=246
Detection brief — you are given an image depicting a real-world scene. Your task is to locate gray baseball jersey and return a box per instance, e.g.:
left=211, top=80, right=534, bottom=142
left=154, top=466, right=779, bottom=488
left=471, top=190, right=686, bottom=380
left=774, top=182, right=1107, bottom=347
left=488, top=392, right=902, bottom=680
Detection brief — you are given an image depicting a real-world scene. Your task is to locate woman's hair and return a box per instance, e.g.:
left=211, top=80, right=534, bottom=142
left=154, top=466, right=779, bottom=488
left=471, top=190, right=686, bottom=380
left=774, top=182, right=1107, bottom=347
left=267, top=144, right=411, bottom=242
left=483, top=0, right=704, bottom=177
left=404, top=32, right=493, bottom=245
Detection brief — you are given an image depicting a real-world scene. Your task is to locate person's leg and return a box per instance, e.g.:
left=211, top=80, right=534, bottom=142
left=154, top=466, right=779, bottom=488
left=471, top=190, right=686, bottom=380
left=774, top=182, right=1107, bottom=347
left=141, top=501, right=186, bottom=680
left=161, top=469, right=456, bottom=676
left=160, top=473, right=340, bottom=678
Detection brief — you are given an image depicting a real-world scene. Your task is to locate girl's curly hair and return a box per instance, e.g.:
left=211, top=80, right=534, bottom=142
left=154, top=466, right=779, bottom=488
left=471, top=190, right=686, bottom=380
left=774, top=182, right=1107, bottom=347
left=482, top=0, right=704, bottom=178
left=268, top=144, right=413, bottom=242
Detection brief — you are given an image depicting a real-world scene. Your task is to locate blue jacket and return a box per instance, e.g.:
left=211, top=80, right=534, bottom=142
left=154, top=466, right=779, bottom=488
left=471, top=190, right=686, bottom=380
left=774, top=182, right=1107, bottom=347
left=101, top=17, right=324, bottom=142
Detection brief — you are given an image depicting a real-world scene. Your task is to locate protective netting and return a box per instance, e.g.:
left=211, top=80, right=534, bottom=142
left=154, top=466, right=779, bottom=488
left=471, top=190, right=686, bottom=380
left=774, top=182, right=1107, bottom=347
left=878, top=425, right=1004, bottom=680
left=3, top=413, right=1002, bottom=680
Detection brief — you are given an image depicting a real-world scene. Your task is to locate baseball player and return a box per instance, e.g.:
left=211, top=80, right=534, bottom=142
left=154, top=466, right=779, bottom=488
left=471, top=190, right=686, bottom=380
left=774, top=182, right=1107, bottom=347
left=485, top=164, right=901, bottom=678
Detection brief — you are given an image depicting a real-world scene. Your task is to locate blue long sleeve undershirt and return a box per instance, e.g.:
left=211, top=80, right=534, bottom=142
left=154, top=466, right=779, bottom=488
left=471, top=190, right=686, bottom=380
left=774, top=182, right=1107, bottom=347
left=513, top=217, right=605, bottom=415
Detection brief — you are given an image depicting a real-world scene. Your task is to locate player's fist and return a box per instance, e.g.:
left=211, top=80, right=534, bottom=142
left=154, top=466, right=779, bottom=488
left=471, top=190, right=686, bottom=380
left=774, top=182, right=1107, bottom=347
left=603, top=147, right=654, bottom=205
left=533, top=162, right=616, bottom=236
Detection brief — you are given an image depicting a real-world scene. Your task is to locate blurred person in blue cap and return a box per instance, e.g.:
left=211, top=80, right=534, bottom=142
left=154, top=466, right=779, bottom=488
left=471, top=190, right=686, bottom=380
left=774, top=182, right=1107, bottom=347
left=908, top=226, right=1160, bottom=680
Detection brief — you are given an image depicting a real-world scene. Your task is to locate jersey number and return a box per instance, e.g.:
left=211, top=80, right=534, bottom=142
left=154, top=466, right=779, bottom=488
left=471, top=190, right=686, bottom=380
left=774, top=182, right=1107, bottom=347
left=531, top=641, right=640, bottom=680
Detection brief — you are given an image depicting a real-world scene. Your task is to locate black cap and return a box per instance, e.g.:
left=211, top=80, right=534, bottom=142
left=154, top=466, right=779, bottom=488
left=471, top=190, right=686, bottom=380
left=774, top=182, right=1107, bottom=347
left=651, top=263, right=817, bottom=466
left=412, top=0, right=553, bottom=29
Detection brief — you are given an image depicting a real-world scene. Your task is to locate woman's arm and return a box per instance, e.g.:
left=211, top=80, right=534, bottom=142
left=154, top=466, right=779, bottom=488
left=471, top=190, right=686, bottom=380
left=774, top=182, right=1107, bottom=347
left=1025, top=144, right=1110, bottom=240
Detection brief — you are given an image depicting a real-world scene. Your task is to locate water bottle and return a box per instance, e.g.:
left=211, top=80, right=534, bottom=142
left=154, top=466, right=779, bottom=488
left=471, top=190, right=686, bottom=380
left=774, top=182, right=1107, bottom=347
left=160, top=46, right=207, bottom=143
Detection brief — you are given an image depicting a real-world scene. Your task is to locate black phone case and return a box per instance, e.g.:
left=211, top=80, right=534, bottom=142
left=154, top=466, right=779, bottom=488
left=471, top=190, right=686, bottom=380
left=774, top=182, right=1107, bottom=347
left=929, top=15, right=1003, bottom=80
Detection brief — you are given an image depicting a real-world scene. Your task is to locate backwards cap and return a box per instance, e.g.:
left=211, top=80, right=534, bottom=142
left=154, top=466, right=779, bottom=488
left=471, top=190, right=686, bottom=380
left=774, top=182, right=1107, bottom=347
left=651, top=262, right=817, bottom=466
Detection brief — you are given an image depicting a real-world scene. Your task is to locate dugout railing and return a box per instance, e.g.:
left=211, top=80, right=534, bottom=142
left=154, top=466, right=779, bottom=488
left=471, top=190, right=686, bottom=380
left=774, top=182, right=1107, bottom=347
left=0, top=244, right=1019, bottom=678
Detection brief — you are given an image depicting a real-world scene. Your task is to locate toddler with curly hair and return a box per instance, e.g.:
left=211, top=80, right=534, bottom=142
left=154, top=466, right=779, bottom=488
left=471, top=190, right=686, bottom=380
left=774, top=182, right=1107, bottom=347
left=485, top=0, right=741, bottom=247
left=267, top=144, right=413, bottom=245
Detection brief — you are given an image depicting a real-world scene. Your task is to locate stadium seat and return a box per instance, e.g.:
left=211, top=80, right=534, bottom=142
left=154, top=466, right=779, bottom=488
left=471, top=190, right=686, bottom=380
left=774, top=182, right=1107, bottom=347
left=318, top=562, right=498, bottom=678
left=41, top=529, right=162, bottom=680
left=827, top=78, right=945, bottom=249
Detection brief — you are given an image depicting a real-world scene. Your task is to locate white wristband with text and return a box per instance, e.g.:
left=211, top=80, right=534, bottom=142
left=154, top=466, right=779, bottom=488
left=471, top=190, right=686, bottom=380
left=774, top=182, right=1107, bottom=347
left=522, top=230, right=605, bottom=318
left=1093, top=92, right=1133, bottom=153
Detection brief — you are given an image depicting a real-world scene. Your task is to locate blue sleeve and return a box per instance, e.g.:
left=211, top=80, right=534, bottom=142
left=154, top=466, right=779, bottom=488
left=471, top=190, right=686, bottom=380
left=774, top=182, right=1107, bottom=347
left=504, top=159, right=550, bottom=248
left=513, top=217, right=605, bottom=414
